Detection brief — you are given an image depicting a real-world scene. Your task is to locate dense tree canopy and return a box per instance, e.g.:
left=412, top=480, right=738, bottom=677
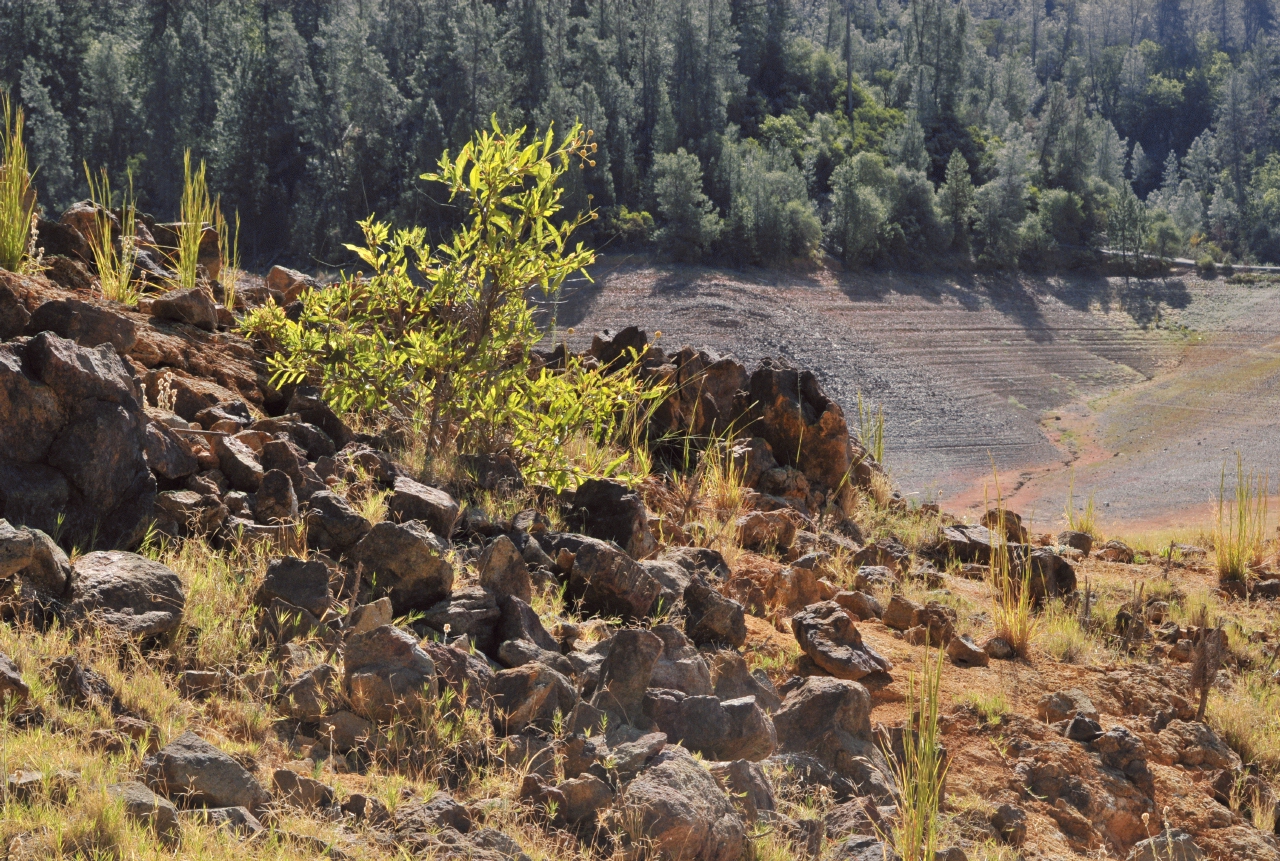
left=3, top=0, right=1279, bottom=267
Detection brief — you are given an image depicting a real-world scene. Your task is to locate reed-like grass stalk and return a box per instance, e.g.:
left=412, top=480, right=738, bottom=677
left=215, top=204, right=240, bottom=311
left=83, top=164, right=140, bottom=304
left=885, top=645, right=947, bottom=861
left=857, top=390, right=886, bottom=466
left=175, top=149, right=213, bottom=292
left=1214, top=454, right=1269, bottom=583
left=0, top=92, right=36, bottom=273
left=988, top=469, right=1039, bottom=656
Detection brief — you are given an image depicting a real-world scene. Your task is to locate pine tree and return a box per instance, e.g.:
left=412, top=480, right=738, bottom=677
left=652, top=148, right=722, bottom=261
left=939, top=149, right=975, bottom=252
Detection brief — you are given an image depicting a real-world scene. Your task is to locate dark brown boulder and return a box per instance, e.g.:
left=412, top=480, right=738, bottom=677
left=792, top=602, right=893, bottom=680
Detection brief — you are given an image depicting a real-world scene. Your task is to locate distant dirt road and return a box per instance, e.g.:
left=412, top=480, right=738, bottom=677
left=547, top=256, right=1280, bottom=533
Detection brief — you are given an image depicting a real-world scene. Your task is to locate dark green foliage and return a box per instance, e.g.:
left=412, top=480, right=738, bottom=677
left=2, top=0, right=1279, bottom=269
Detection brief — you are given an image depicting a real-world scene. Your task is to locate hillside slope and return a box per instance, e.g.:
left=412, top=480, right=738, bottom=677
left=554, top=259, right=1280, bottom=530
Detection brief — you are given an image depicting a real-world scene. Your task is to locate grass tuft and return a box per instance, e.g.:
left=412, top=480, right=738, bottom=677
left=1209, top=669, right=1280, bottom=774
left=959, top=690, right=1010, bottom=727
left=84, top=164, right=141, bottom=305
left=0, top=91, right=36, bottom=273
left=1064, top=468, right=1098, bottom=538
left=1214, top=454, right=1270, bottom=584
left=884, top=645, right=947, bottom=861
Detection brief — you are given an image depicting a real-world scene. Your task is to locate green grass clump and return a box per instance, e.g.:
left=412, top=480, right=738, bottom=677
left=1037, top=599, right=1092, bottom=663
left=84, top=164, right=141, bottom=305
left=1209, top=669, right=1280, bottom=775
left=175, top=149, right=215, bottom=292
left=0, top=91, right=35, bottom=273
left=959, top=690, right=1010, bottom=727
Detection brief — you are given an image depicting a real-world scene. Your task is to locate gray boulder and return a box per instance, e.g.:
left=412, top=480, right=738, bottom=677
left=343, top=625, right=436, bottom=722
left=568, top=478, right=657, bottom=559
left=260, top=440, right=326, bottom=500
left=68, top=551, right=185, bottom=637
left=254, top=469, right=298, bottom=524
left=304, top=490, right=370, bottom=550
left=478, top=535, right=532, bottom=604
left=212, top=434, right=263, bottom=492
left=496, top=595, right=560, bottom=654
left=388, top=475, right=459, bottom=537
left=351, top=520, right=454, bottom=614
left=592, top=628, right=663, bottom=723
left=10, top=526, right=73, bottom=599
left=150, top=287, right=217, bottom=331
left=615, top=746, right=748, bottom=861
left=180, top=806, right=263, bottom=839
left=142, top=732, right=271, bottom=814
left=792, top=601, right=893, bottom=680
left=0, top=651, right=29, bottom=704
left=684, top=580, right=747, bottom=648
left=773, top=677, right=895, bottom=804
left=27, top=298, right=138, bottom=355
left=492, top=663, right=579, bottom=733
left=1128, top=829, right=1205, bottom=861
left=708, top=650, right=782, bottom=712
left=649, top=624, right=713, bottom=696
left=154, top=490, right=227, bottom=537
left=423, top=585, right=501, bottom=653
left=143, top=421, right=198, bottom=481
left=569, top=536, right=661, bottom=620
left=644, top=690, right=776, bottom=761
left=107, top=781, right=180, bottom=842
left=281, top=663, right=341, bottom=722
left=255, top=556, right=332, bottom=619
left=707, top=759, right=777, bottom=823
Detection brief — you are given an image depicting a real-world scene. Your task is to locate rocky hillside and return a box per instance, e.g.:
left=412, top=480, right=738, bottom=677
left=1, top=205, right=1279, bottom=861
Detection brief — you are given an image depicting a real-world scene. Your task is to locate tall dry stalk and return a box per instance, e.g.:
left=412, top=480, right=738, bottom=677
left=1214, top=455, right=1269, bottom=583
left=0, top=92, right=36, bottom=273
left=884, top=645, right=947, bottom=861
left=83, top=165, right=140, bottom=304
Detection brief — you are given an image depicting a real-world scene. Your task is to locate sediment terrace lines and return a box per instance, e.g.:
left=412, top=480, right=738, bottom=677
left=553, top=260, right=1280, bottom=525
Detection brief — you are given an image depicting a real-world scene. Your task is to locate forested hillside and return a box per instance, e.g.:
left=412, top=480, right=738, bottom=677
left=3, top=0, right=1279, bottom=268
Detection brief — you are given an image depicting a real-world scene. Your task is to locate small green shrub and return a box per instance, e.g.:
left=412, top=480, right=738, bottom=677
left=601, top=205, right=653, bottom=247
left=245, top=121, right=667, bottom=491
left=1197, top=255, right=1217, bottom=277
left=1064, top=468, right=1098, bottom=538
left=856, top=391, right=886, bottom=466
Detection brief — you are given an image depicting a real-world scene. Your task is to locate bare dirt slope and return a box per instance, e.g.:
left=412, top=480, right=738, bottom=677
left=550, top=257, right=1280, bottom=531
